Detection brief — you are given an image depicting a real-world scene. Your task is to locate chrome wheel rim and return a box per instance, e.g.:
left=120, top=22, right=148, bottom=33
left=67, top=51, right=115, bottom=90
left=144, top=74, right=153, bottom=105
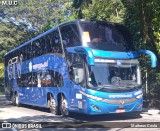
left=15, top=95, right=19, bottom=105
left=50, top=98, right=56, bottom=113
left=61, top=98, right=68, bottom=115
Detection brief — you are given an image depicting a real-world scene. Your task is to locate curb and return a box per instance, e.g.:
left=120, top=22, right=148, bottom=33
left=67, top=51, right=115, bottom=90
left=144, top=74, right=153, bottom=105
left=0, top=95, right=10, bottom=100
left=148, top=109, right=160, bottom=115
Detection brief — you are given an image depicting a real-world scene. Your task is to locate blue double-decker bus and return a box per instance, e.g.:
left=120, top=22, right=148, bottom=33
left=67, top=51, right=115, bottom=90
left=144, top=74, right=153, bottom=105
left=4, top=20, right=157, bottom=116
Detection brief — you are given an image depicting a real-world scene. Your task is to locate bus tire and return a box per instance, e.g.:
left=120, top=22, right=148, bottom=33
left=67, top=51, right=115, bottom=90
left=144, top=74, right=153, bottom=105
left=11, top=93, right=16, bottom=106
left=49, top=96, right=59, bottom=115
left=15, top=94, right=21, bottom=107
left=12, top=93, right=20, bottom=107
left=60, top=95, right=69, bottom=116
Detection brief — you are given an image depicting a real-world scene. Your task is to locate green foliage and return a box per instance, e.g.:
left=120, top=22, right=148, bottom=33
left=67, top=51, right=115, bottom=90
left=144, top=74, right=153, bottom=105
left=0, top=23, right=30, bottom=60
left=83, top=0, right=125, bottom=23
left=0, top=63, right=4, bottom=78
left=0, top=0, right=72, bottom=61
left=122, top=0, right=160, bottom=107
left=41, top=1, right=73, bottom=32
left=0, top=63, right=4, bottom=94
left=72, top=0, right=125, bottom=23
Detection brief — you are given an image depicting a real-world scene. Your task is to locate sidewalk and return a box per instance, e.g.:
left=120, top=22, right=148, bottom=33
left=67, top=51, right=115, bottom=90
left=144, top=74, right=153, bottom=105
left=142, top=108, right=160, bottom=115
left=0, top=95, right=12, bottom=107
left=0, top=95, right=10, bottom=101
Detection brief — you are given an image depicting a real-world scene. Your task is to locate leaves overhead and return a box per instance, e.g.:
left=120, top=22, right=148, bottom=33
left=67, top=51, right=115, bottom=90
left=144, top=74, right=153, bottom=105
left=0, top=0, right=72, bottom=60
left=72, top=0, right=125, bottom=23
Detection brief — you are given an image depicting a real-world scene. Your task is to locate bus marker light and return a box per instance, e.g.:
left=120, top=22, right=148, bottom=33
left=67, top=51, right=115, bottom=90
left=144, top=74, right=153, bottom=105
left=76, top=94, right=82, bottom=99
left=70, top=99, right=74, bottom=104
left=78, top=101, right=82, bottom=109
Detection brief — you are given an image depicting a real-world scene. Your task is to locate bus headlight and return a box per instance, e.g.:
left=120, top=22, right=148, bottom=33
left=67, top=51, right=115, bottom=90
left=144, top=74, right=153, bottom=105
left=136, top=93, right=143, bottom=99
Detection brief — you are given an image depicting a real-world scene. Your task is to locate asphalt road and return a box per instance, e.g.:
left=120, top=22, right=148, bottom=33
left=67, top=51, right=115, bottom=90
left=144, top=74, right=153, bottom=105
left=0, top=99, right=160, bottom=131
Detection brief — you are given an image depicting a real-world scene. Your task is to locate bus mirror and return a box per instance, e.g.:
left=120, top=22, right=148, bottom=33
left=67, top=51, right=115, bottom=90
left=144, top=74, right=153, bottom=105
left=138, top=50, right=157, bottom=68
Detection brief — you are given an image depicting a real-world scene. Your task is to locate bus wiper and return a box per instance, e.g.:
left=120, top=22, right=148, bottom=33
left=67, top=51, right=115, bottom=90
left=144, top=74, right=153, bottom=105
left=125, top=84, right=139, bottom=90
left=97, top=84, right=112, bottom=90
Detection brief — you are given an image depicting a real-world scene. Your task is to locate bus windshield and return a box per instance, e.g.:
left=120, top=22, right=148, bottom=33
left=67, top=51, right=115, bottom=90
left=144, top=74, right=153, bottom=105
left=87, top=59, right=141, bottom=90
left=80, top=21, right=134, bottom=51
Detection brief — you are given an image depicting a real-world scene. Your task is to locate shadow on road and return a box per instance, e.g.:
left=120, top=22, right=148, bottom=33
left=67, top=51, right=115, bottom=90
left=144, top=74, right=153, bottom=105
left=0, top=102, right=143, bottom=129
left=6, top=103, right=142, bottom=121
left=69, top=112, right=142, bottom=122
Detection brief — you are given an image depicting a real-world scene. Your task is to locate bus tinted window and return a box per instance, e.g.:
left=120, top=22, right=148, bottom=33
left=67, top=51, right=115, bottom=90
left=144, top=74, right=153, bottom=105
left=16, top=29, right=62, bottom=61
left=19, top=46, right=27, bottom=61
left=39, top=37, right=46, bottom=54
left=80, top=21, right=134, bottom=52
left=47, top=30, right=62, bottom=54
left=17, top=70, right=63, bottom=87
left=60, top=24, right=81, bottom=48
left=67, top=53, right=85, bottom=87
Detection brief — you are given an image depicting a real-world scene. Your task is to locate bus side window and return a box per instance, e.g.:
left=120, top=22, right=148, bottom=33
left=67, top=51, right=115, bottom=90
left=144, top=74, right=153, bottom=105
left=67, top=53, right=85, bottom=87
left=51, top=71, right=63, bottom=87
left=32, top=72, right=37, bottom=87
left=34, top=40, right=42, bottom=57
left=46, top=35, right=52, bottom=53
left=54, top=31, right=62, bottom=53
left=26, top=44, right=32, bottom=60
left=60, top=24, right=81, bottom=48
left=58, top=74, right=63, bottom=87
left=27, top=73, right=31, bottom=87
left=66, top=53, right=74, bottom=82
left=48, top=30, right=62, bottom=54
left=23, top=74, right=27, bottom=87
left=44, top=71, right=52, bottom=87
left=20, top=46, right=27, bottom=61
left=17, top=77, right=22, bottom=87
left=32, top=43, right=36, bottom=58
left=39, top=37, right=46, bottom=55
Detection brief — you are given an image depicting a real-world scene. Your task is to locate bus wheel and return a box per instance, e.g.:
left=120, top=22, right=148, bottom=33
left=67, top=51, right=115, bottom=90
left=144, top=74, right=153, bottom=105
left=11, top=94, right=16, bottom=106
left=60, top=96, right=69, bottom=116
left=12, top=93, right=20, bottom=107
left=15, top=94, right=20, bottom=107
left=49, top=96, right=59, bottom=115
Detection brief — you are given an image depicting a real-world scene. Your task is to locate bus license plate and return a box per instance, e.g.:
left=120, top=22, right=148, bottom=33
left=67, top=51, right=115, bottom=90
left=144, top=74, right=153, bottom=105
left=116, top=108, right=125, bottom=113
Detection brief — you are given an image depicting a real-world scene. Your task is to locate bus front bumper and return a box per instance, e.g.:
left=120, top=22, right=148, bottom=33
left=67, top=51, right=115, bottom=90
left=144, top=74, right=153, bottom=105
left=83, top=98, right=143, bottom=115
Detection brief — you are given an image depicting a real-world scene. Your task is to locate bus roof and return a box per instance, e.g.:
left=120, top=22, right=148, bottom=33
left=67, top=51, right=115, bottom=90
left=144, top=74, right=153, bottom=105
left=4, top=19, right=80, bottom=56
left=4, top=19, right=126, bottom=57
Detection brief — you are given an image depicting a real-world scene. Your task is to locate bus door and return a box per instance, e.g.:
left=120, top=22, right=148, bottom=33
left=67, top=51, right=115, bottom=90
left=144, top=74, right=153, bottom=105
left=67, top=53, right=86, bottom=110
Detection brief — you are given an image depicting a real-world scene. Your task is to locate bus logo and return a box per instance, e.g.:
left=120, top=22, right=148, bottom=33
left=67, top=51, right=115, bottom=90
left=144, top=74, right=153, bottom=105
left=120, top=100, right=124, bottom=105
left=117, top=60, right=122, bottom=66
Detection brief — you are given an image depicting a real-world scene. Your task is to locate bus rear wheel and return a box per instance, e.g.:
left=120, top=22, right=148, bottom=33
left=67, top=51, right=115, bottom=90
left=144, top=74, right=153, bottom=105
left=49, top=96, right=59, bottom=115
left=60, top=96, right=69, bottom=116
left=12, top=93, right=20, bottom=107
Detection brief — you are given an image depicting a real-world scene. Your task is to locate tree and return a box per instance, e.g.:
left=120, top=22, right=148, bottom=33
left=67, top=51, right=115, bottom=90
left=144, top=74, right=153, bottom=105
left=0, top=0, right=72, bottom=61
left=122, top=0, right=160, bottom=108
left=72, top=0, right=125, bottom=23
